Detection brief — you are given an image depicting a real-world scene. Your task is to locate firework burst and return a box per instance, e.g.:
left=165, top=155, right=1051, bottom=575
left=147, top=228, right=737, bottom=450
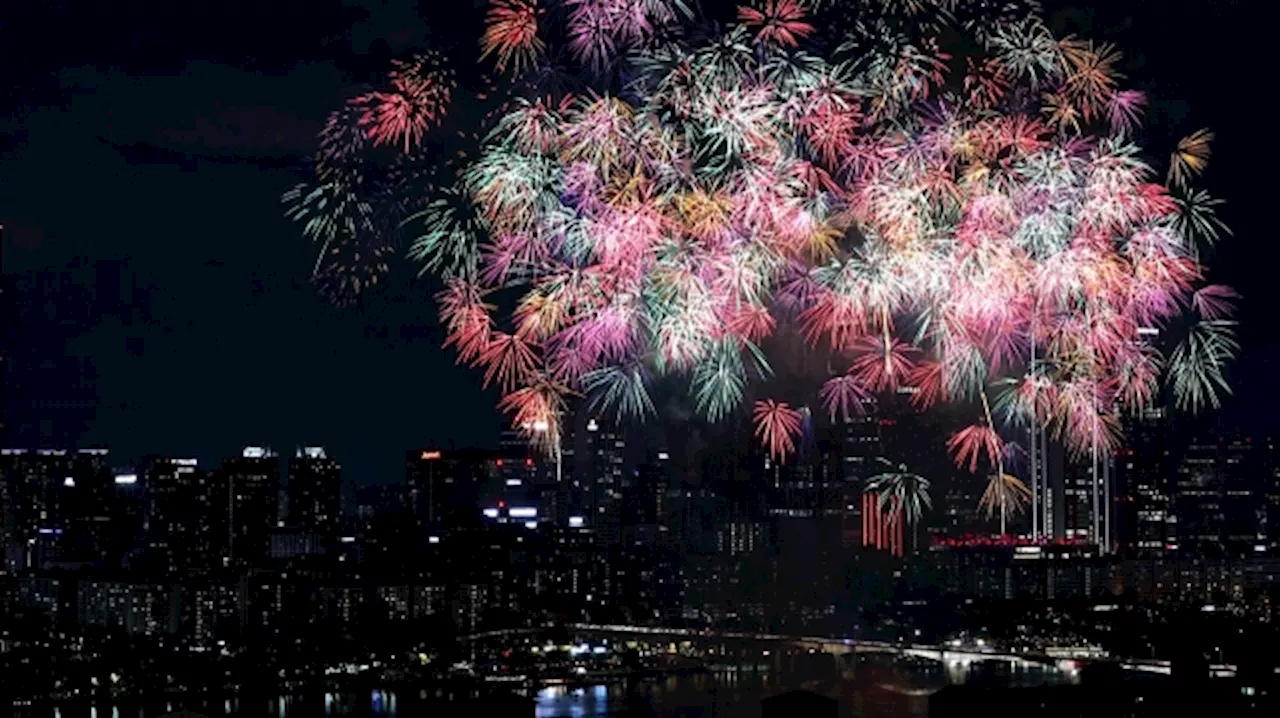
left=288, top=2, right=1239, bottom=538
left=354, top=53, right=456, bottom=153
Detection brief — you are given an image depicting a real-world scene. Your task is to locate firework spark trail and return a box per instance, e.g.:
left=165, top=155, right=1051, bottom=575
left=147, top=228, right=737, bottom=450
left=287, top=2, right=1239, bottom=528
left=753, top=399, right=804, bottom=463
left=354, top=53, right=455, bottom=154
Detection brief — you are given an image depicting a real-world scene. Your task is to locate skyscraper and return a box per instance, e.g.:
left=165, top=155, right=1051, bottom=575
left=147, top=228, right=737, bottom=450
left=584, top=417, right=625, bottom=544
left=1175, top=439, right=1222, bottom=555
left=1, top=448, right=71, bottom=570
left=1265, top=438, right=1280, bottom=553
left=110, top=467, right=145, bottom=569
left=217, top=446, right=280, bottom=569
left=58, top=448, right=113, bottom=568
left=141, top=455, right=210, bottom=576
left=407, top=449, right=498, bottom=530
left=288, top=446, right=341, bottom=539
left=1222, top=438, right=1265, bottom=554
left=1115, top=407, right=1173, bottom=556
left=1046, top=439, right=1115, bottom=550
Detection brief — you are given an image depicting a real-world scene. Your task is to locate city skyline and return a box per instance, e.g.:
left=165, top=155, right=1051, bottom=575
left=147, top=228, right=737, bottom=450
left=3, top=2, right=1278, bottom=715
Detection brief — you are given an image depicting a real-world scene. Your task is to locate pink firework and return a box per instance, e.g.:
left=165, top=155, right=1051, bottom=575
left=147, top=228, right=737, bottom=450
left=481, top=0, right=545, bottom=74
left=819, top=374, right=871, bottom=422
left=947, top=424, right=1004, bottom=474
left=301, top=0, right=1243, bottom=478
left=479, top=331, right=543, bottom=393
left=847, top=336, right=920, bottom=393
left=1191, top=284, right=1240, bottom=320
left=498, top=376, right=571, bottom=450
left=354, top=53, right=454, bottom=153
left=753, top=399, right=804, bottom=463
left=437, top=280, right=494, bottom=366
left=737, top=1, right=814, bottom=48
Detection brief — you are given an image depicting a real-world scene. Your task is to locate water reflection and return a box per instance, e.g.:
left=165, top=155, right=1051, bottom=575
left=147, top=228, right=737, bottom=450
left=535, top=685, right=610, bottom=718
left=38, top=655, right=1073, bottom=717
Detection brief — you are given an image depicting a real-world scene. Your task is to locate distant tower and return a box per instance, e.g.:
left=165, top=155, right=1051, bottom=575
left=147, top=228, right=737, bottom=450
left=142, top=455, right=208, bottom=576
left=218, top=446, right=279, bottom=569
left=1, top=448, right=71, bottom=570
left=1115, top=407, right=1172, bottom=556
left=585, top=417, right=625, bottom=545
left=288, top=446, right=341, bottom=538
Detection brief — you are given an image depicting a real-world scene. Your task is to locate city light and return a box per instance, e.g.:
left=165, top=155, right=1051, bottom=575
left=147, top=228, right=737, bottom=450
left=506, top=479, right=522, bottom=486
left=421, top=450, right=441, bottom=460
left=524, top=521, right=538, bottom=529
left=428, top=536, right=440, bottom=544
left=113, top=474, right=137, bottom=485
left=62, top=477, right=75, bottom=487
left=482, top=508, right=499, bottom=519
left=509, top=507, right=537, bottom=518
left=569, top=516, right=584, bottom=528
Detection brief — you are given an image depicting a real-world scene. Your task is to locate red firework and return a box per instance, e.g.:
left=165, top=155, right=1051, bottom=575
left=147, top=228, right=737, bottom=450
left=753, top=399, right=804, bottom=463
left=355, top=53, right=455, bottom=153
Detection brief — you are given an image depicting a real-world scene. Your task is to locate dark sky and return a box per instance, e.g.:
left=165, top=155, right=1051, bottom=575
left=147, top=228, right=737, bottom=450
left=0, top=1, right=1274, bottom=484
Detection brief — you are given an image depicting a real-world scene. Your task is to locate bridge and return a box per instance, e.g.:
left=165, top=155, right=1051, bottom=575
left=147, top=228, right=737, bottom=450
left=459, top=623, right=1099, bottom=672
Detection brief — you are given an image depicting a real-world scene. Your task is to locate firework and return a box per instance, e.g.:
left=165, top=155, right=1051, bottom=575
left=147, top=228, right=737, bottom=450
left=1168, top=128, right=1213, bottom=188
left=482, top=0, right=545, bottom=74
left=753, top=399, right=804, bottom=463
left=290, top=1, right=1239, bottom=535
left=311, top=239, right=393, bottom=307
left=354, top=53, right=455, bottom=153
left=738, top=1, right=815, bottom=48
left=865, top=457, right=932, bottom=529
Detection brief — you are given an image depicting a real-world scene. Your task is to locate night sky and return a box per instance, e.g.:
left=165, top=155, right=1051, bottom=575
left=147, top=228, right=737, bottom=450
left=1, top=1, right=1274, bottom=485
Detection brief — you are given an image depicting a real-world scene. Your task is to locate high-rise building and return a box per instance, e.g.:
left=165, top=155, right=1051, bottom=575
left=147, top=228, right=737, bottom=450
left=1175, top=439, right=1224, bottom=555
left=1045, top=438, right=1115, bottom=550
left=58, top=448, right=113, bottom=568
left=584, top=417, right=625, bottom=545
left=1221, top=438, right=1266, bottom=555
left=940, top=476, right=984, bottom=541
left=1265, top=438, right=1280, bottom=552
left=1170, top=437, right=1265, bottom=557
left=1, top=448, right=69, bottom=570
left=110, top=467, right=146, bottom=569
left=141, top=455, right=217, bottom=576
left=406, top=449, right=447, bottom=526
left=216, top=446, right=280, bottom=569
left=830, top=409, right=882, bottom=549
left=837, top=399, right=882, bottom=483
left=408, top=449, right=509, bottom=530
left=1115, top=407, right=1173, bottom=556
left=0, top=448, right=113, bottom=570
left=1061, top=456, right=1096, bottom=543
left=288, top=446, right=341, bottom=538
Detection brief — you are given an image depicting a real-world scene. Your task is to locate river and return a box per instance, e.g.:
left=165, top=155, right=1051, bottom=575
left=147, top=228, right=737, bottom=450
left=31, top=655, right=1078, bottom=717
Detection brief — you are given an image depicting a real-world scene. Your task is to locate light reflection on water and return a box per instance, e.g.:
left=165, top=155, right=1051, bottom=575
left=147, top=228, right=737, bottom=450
left=41, top=657, right=1071, bottom=717
left=536, top=685, right=609, bottom=718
